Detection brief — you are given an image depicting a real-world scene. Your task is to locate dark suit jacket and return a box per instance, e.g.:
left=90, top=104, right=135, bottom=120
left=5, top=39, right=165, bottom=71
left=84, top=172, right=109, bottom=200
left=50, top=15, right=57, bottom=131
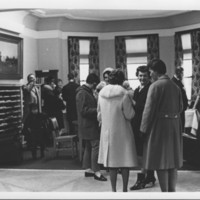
left=172, top=76, right=188, bottom=128
left=62, top=81, right=79, bottom=121
left=76, top=85, right=99, bottom=140
left=22, top=83, right=41, bottom=123
left=132, top=82, right=151, bottom=135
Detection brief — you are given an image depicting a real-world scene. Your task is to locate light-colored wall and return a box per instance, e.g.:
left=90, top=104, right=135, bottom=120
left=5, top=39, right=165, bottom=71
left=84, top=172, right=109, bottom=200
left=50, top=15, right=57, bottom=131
left=0, top=11, right=38, bottom=85
left=37, top=38, right=61, bottom=70
left=36, top=11, right=200, bottom=33
left=37, top=38, right=70, bottom=84
left=99, top=39, right=115, bottom=80
left=22, top=36, right=38, bottom=84
left=60, top=38, right=69, bottom=85
left=37, top=17, right=104, bottom=32
left=159, top=36, right=175, bottom=78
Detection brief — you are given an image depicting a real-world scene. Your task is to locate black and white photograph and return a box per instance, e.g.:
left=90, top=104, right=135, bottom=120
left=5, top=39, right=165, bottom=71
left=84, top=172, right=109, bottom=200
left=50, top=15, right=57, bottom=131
left=0, top=0, right=200, bottom=199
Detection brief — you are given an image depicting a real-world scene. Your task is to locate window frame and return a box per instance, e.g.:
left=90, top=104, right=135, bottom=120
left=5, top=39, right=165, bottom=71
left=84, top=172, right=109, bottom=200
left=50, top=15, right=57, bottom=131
left=124, top=35, right=148, bottom=90
left=180, top=33, right=193, bottom=100
left=68, top=36, right=98, bottom=85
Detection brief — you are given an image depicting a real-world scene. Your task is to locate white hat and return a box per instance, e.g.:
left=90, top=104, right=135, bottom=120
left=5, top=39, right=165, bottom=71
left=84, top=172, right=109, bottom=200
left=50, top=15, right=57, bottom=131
left=103, top=67, right=114, bottom=75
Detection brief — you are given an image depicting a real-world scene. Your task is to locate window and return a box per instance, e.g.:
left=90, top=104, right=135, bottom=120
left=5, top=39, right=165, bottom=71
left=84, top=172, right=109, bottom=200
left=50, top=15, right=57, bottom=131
left=125, top=38, right=148, bottom=90
left=79, top=40, right=90, bottom=85
left=181, top=34, right=192, bottom=100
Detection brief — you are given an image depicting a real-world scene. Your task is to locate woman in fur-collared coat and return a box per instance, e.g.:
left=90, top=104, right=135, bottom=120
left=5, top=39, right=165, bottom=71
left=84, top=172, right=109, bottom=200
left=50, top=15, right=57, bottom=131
left=97, top=69, right=138, bottom=192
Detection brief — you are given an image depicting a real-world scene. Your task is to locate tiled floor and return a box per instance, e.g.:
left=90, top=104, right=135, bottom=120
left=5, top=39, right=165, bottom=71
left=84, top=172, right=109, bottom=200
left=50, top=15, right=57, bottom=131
left=0, top=169, right=200, bottom=192
left=1, top=148, right=200, bottom=199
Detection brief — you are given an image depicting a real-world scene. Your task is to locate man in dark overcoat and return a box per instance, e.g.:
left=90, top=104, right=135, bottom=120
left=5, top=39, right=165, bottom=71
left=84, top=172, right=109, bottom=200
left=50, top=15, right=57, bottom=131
left=62, top=73, right=79, bottom=134
left=140, top=59, right=183, bottom=192
left=76, top=73, right=107, bottom=182
left=172, top=66, right=188, bottom=130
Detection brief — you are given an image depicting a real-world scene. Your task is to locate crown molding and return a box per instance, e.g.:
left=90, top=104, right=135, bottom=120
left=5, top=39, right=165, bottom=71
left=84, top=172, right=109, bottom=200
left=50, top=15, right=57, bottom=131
left=20, top=22, right=200, bottom=40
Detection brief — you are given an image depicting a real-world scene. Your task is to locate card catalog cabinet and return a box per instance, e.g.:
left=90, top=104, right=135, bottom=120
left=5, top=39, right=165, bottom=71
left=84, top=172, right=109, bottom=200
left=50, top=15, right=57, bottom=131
left=0, top=85, right=23, bottom=163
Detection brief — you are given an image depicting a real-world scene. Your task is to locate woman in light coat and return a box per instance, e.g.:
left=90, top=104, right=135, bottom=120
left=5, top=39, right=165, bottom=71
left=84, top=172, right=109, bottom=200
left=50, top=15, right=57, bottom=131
left=97, top=69, right=138, bottom=192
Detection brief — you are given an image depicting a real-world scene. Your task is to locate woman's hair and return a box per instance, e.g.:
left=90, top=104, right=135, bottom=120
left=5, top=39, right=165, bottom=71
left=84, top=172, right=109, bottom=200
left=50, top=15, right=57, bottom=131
left=68, top=73, right=75, bottom=80
left=103, top=67, right=114, bottom=79
left=175, top=66, right=184, bottom=75
left=45, top=76, right=55, bottom=84
left=148, top=59, right=166, bottom=75
left=96, top=81, right=106, bottom=92
left=109, top=69, right=125, bottom=85
left=136, top=65, right=150, bottom=77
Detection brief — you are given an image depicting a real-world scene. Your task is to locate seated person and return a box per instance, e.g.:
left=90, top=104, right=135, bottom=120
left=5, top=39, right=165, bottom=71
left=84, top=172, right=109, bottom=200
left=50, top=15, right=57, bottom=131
left=23, top=103, right=49, bottom=159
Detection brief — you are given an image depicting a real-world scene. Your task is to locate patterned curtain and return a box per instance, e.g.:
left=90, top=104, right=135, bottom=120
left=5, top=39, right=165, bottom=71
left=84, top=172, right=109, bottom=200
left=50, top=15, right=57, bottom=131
left=115, top=36, right=127, bottom=78
left=89, top=38, right=99, bottom=76
left=147, top=34, right=159, bottom=63
left=191, top=29, right=200, bottom=98
left=68, top=37, right=80, bottom=82
left=174, top=32, right=183, bottom=68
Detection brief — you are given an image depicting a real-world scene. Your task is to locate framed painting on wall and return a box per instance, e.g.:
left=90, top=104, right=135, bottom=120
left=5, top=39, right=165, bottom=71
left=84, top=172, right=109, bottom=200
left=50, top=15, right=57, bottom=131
left=0, top=33, right=23, bottom=80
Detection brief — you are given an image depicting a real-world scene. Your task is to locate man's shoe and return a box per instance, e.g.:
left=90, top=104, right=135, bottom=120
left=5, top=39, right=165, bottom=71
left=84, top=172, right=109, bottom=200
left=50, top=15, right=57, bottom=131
left=85, top=172, right=94, bottom=177
left=94, top=174, right=107, bottom=181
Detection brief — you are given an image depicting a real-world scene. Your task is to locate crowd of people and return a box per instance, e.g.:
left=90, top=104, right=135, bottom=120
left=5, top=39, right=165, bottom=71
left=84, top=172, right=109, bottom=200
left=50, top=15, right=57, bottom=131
left=22, top=58, right=187, bottom=192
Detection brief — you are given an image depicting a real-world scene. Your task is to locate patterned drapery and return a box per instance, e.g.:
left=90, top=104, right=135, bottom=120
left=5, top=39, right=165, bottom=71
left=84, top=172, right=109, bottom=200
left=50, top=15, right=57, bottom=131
left=68, top=37, right=80, bottom=82
left=147, top=34, right=160, bottom=63
left=115, top=36, right=127, bottom=78
left=89, top=38, right=100, bottom=76
left=191, top=29, right=200, bottom=98
left=174, top=32, right=183, bottom=68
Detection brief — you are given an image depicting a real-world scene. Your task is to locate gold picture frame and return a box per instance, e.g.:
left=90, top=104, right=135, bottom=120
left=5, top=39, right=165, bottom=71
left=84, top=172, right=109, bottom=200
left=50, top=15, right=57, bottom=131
left=0, top=33, right=23, bottom=80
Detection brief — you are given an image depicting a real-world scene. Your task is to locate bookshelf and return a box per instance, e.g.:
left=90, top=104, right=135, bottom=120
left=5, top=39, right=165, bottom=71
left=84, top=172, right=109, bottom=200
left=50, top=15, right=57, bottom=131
left=0, top=84, right=23, bottom=163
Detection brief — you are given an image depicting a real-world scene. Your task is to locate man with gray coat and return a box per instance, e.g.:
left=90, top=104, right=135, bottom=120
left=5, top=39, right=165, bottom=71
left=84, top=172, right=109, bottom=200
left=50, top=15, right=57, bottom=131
left=140, top=59, right=183, bottom=192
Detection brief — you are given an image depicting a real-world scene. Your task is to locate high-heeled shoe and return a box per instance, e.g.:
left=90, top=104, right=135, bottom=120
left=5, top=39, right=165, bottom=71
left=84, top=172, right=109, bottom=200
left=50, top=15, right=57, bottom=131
left=130, top=173, right=156, bottom=190
left=143, top=176, right=156, bottom=187
left=130, top=173, right=146, bottom=190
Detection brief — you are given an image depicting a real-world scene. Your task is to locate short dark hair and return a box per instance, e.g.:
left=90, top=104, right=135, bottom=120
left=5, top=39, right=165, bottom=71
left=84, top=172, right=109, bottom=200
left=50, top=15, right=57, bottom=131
left=86, top=73, right=100, bottom=85
left=27, top=73, right=35, bottom=81
left=68, top=73, right=75, bottom=80
left=45, top=76, right=55, bottom=84
left=56, top=79, right=62, bottom=84
left=136, top=65, right=150, bottom=77
left=148, top=59, right=166, bottom=75
left=175, top=66, right=184, bottom=75
left=109, top=69, right=125, bottom=85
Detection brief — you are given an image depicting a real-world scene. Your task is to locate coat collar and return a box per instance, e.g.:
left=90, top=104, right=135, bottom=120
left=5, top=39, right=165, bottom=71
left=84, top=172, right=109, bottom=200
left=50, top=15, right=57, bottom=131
left=99, top=84, right=126, bottom=99
left=81, top=84, right=93, bottom=95
left=158, top=74, right=170, bottom=80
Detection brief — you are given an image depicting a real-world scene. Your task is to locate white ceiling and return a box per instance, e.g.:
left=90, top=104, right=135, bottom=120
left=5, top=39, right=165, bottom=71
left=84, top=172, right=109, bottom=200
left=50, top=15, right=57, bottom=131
left=30, top=9, right=188, bottom=21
